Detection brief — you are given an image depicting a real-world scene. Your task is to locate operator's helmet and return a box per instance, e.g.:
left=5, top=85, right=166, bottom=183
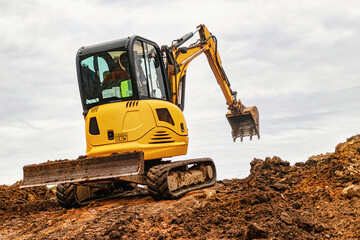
left=119, top=52, right=129, bottom=70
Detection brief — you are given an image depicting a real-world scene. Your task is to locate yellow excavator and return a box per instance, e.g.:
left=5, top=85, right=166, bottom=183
left=21, top=25, right=259, bottom=208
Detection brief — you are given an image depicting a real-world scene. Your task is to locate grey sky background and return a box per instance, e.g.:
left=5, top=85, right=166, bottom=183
left=0, top=0, right=359, bottom=185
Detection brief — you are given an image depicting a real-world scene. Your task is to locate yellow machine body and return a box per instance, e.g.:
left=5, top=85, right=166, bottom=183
left=85, top=99, right=188, bottom=160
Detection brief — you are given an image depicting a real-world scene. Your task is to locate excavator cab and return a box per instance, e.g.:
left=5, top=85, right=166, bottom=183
left=75, top=36, right=189, bottom=160
left=76, top=36, right=171, bottom=112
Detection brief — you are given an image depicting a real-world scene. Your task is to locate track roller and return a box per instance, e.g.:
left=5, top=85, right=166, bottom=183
left=147, top=158, right=216, bottom=200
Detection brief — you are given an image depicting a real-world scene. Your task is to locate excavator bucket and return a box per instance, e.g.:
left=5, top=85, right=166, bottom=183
left=21, top=151, right=144, bottom=188
left=226, top=106, right=260, bottom=142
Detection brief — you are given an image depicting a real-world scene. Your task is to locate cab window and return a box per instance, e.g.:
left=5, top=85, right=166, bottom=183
left=80, top=50, right=133, bottom=107
left=133, top=41, right=166, bottom=100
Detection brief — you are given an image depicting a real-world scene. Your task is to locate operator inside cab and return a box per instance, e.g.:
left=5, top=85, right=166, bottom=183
left=79, top=49, right=134, bottom=108
left=102, top=52, right=130, bottom=89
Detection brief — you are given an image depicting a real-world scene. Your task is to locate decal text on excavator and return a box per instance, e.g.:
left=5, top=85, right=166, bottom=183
left=115, top=132, right=128, bottom=142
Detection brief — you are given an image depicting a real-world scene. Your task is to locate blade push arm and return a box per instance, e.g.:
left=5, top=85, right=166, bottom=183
left=163, top=24, right=260, bottom=141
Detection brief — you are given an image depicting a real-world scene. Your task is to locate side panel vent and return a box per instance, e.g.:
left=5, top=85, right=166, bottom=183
left=149, top=131, right=175, bottom=144
left=126, top=101, right=139, bottom=108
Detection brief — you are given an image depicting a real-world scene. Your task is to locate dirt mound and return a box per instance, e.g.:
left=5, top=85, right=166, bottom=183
left=1, top=134, right=360, bottom=239
left=0, top=181, right=57, bottom=217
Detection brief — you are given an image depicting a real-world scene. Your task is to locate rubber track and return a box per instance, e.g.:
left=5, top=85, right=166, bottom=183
left=56, top=183, right=80, bottom=209
left=147, top=164, right=172, bottom=200
left=56, top=183, right=149, bottom=208
left=147, top=158, right=216, bottom=200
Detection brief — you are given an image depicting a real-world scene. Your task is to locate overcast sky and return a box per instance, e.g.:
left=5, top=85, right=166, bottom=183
left=0, top=0, right=359, bottom=185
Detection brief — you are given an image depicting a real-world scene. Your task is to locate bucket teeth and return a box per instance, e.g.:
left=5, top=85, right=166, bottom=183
left=226, top=106, right=260, bottom=142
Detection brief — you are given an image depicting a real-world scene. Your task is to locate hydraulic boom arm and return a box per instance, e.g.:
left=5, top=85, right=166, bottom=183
left=162, top=24, right=260, bottom=141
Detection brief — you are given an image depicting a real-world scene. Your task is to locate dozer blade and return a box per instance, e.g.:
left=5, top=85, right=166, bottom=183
left=226, top=106, right=260, bottom=142
left=21, top=151, right=144, bottom=188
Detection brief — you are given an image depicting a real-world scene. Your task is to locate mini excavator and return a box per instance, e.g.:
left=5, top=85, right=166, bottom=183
left=21, top=25, right=260, bottom=208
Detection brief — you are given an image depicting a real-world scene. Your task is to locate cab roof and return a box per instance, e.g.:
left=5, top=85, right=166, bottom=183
left=76, top=37, right=131, bottom=58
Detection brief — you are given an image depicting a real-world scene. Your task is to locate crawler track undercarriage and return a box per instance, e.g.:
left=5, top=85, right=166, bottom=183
left=58, top=158, right=216, bottom=208
left=22, top=152, right=216, bottom=208
left=147, top=158, right=216, bottom=200
left=57, top=158, right=216, bottom=208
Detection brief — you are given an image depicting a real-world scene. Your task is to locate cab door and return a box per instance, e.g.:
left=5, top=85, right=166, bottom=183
left=130, top=38, right=187, bottom=136
left=130, top=37, right=170, bottom=101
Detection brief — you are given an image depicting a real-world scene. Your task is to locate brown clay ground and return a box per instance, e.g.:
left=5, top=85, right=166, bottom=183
left=1, top=134, right=360, bottom=239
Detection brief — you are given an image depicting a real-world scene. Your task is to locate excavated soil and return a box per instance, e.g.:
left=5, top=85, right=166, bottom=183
left=1, top=134, right=360, bottom=239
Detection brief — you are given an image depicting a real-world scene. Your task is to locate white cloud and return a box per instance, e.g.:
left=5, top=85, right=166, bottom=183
left=0, top=0, right=359, bottom=184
